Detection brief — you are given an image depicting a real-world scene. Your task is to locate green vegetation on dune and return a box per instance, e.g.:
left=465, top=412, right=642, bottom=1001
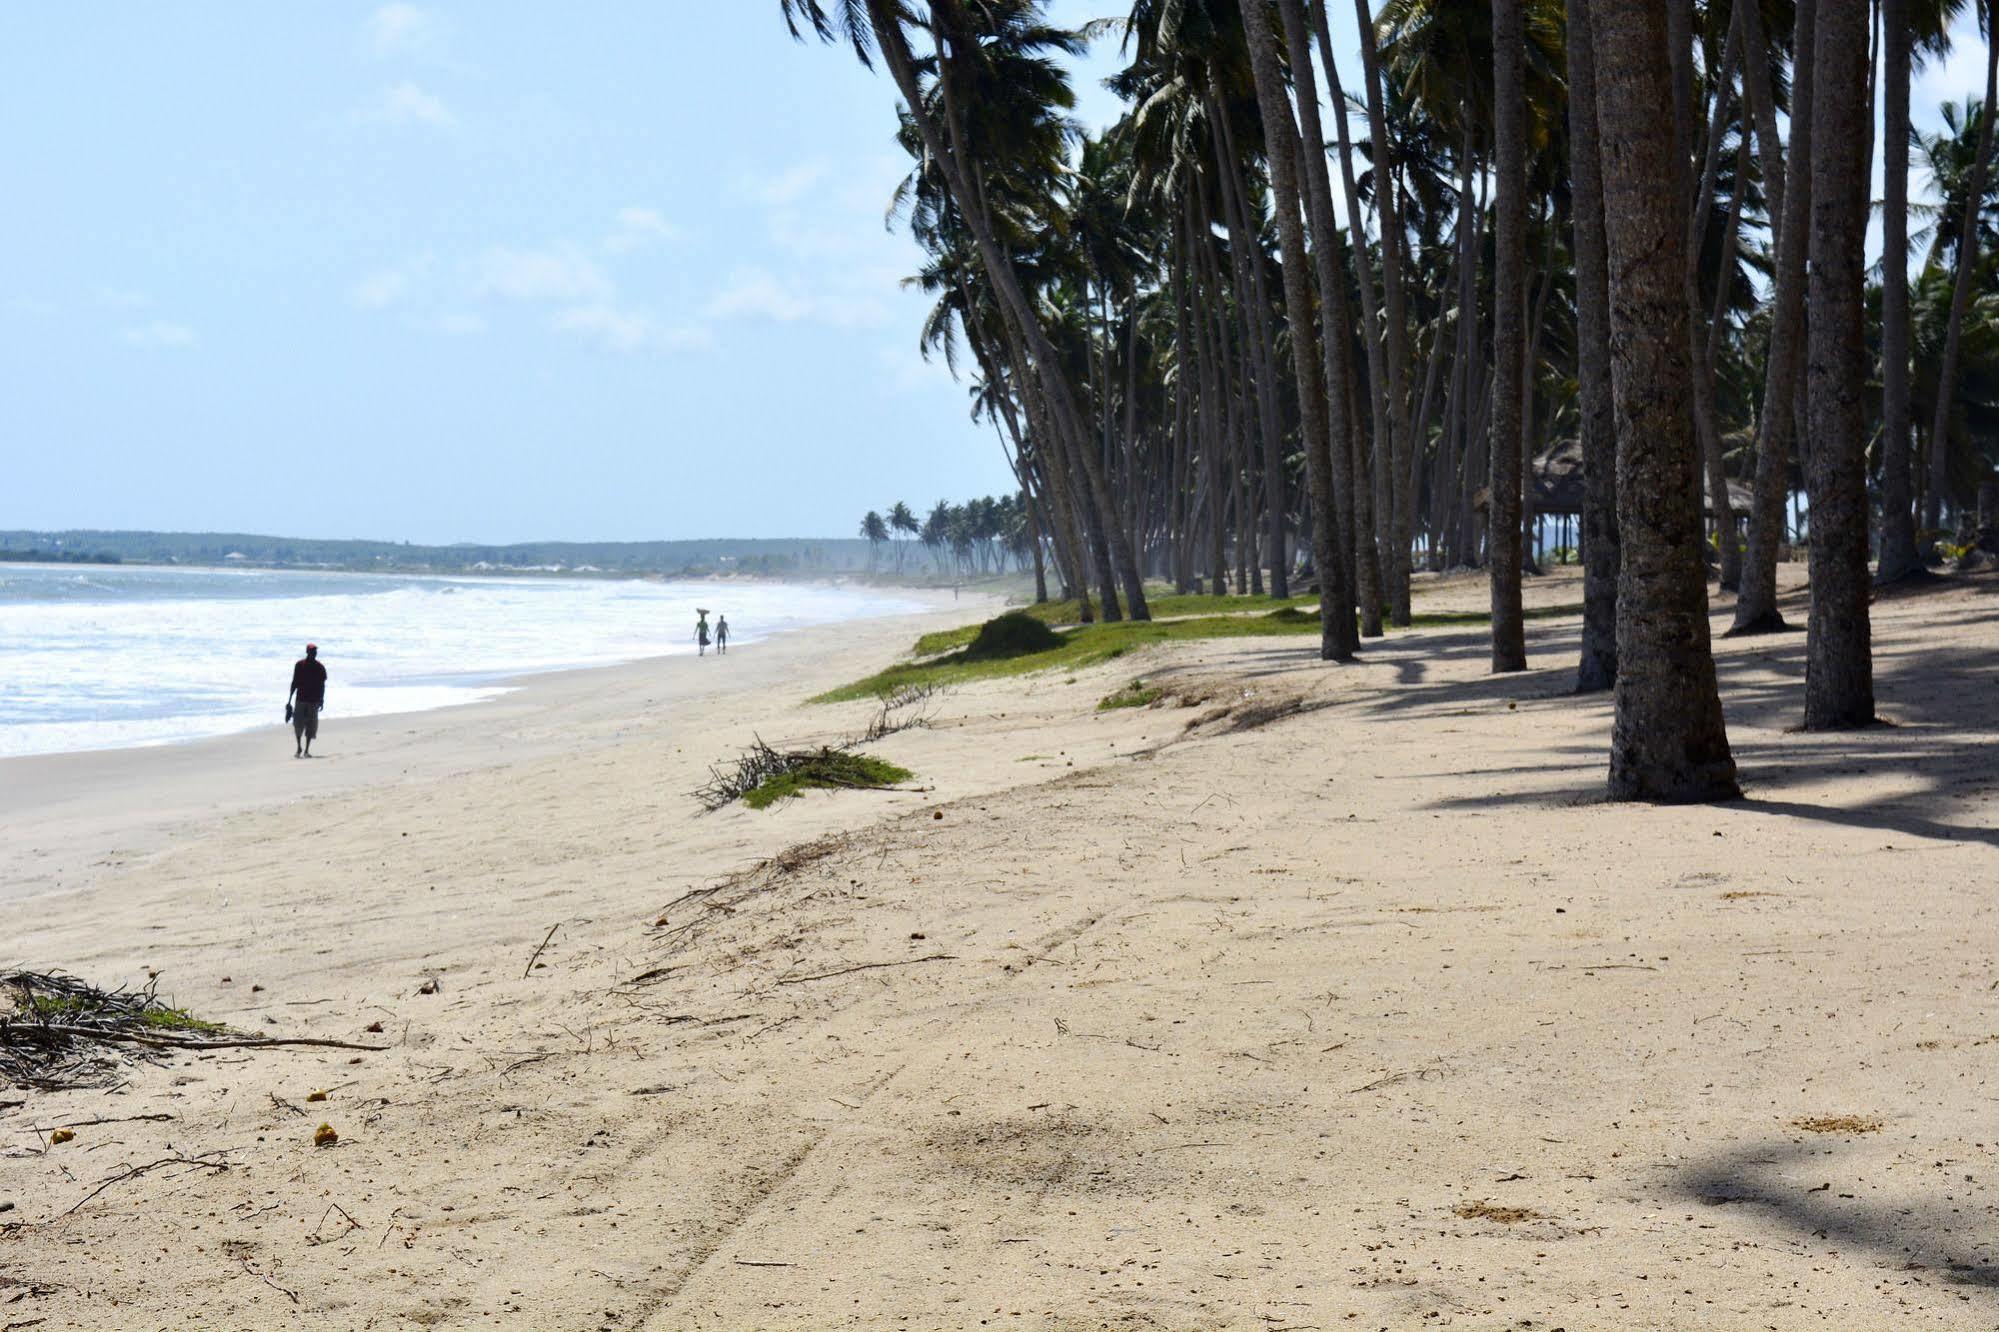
left=911, top=590, right=1316, bottom=656
left=819, top=600, right=1588, bottom=704
left=1098, top=679, right=1163, bottom=711
left=742, top=752, right=913, bottom=810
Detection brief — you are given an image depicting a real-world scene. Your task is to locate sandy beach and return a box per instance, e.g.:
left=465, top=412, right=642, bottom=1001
left=2, top=571, right=1996, bottom=1329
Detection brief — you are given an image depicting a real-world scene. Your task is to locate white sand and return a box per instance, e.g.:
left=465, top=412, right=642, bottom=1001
left=2, top=570, right=1996, bottom=1329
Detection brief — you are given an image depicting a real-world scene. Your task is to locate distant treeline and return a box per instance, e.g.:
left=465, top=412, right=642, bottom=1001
left=0, top=530, right=880, bottom=577
left=0, top=547, right=122, bottom=564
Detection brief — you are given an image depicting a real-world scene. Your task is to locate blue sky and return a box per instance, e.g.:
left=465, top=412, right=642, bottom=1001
left=2, top=4, right=1031, bottom=544
left=1, top=5, right=1987, bottom=544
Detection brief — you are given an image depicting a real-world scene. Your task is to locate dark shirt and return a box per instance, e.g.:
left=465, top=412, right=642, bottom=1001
left=291, top=657, right=327, bottom=708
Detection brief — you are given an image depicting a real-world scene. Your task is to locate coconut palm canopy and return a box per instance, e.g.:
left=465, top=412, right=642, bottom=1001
left=791, top=0, right=1996, bottom=792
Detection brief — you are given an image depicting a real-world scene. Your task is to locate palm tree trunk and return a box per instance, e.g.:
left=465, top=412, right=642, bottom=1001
left=1239, top=0, right=1354, bottom=659
left=1488, top=0, right=1529, bottom=671
left=1735, top=0, right=1786, bottom=234
left=1732, top=0, right=1818, bottom=634
left=1925, top=4, right=1999, bottom=546
left=1802, top=0, right=1877, bottom=730
left=1210, top=91, right=1292, bottom=600
left=1684, top=24, right=1743, bottom=591
left=1876, top=0, right=1920, bottom=580
left=1344, top=0, right=1419, bottom=624
left=1589, top=0, right=1741, bottom=802
left=1309, top=0, right=1397, bottom=630
left=1276, top=0, right=1377, bottom=634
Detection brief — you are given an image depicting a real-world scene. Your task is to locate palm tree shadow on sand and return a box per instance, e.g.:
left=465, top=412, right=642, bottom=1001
left=1250, top=601, right=1999, bottom=848
left=1675, top=1140, right=1999, bottom=1288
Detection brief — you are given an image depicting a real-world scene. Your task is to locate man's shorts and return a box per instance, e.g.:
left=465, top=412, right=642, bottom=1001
left=294, top=703, right=320, bottom=741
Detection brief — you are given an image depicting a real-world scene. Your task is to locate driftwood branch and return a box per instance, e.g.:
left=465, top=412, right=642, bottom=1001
left=28, top=1025, right=388, bottom=1053
left=774, top=954, right=955, bottom=985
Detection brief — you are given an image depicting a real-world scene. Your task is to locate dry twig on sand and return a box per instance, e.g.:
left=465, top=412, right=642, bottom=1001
left=62, top=1151, right=233, bottom=1216
left=522, top=923, right=561, bottom=978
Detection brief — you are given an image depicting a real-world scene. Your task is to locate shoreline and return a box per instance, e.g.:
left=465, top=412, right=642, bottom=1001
left=0, top=590, right=997, bottom=907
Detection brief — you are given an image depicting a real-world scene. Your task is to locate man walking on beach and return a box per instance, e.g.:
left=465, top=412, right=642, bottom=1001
left=715, top=615, right=729, bottom=655
left=695, top=610, right=710, bottom=657
left=287, top=643, right=327, bottom=758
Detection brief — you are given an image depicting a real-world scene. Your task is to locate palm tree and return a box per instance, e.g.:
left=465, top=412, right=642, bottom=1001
left=921, top=500, right=951, bottom=572
left=1800, top=0, right=1875, bottom=730
left=1926, top=25, right=1999, bottom=546
left=1586, top=0, right=1739, bottom=802
left=1567, top=0, right=1619, bottom=692
left=783, top=0, right=1152, bottom=619
left=859, top=509, right=891, bottom=570
left=887, top=500, right=919, bottom=572
left=1239, top=0, right=1355, bottom=660
left=1733, top=0, right=1817, bottom=635
left=1877, top=0, right=1922, bottom=581
left=1487, top=0, right=1528, bottom=672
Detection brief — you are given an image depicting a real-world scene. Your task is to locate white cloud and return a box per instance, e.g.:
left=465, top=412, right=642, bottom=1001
left=738, top=160, right=833, bottom=208
left=472, top=245, right=612, bottom=303
left=876, top=344, right=957, bottom=395
left=368, top=3, right=437, bottom=56
left=349, top=268, right=409, bottom=309
left=703, top=267, right=813, bottom=323
left=94, top=285, right=150, bottom=309
left=553, top=304, right=709, bottom=354
left=702, top=265, right=892, bottom=330
left=121, top=320, right=196, bottom=349
left=426, top=312, right=486, bottom=336
left=357, top=81, right=454, bottom=129
left=603, top=206, right=678, bottom=254
left=1915, top=15, right=1992, bottom=109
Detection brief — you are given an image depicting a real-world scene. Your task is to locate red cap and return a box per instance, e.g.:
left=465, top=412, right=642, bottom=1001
left=306, top=643, right=317, bottom=651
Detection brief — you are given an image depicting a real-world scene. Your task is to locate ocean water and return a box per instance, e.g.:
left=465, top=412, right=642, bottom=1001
left=0, top=564, right=924, bottom=759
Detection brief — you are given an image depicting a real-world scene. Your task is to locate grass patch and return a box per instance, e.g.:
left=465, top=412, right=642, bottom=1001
left=814, top=613, right=1327, bottom=703
left=912, top=591, right=1317, bottom=656
left=820, top=600, right=1591, bottom=705
left=1098, top=679, right=1162, bottom=711
left=741, top=750, right=913, bottom=810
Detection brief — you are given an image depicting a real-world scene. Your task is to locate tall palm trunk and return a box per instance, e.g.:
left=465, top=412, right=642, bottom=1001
left=1488, top=0, right=1529, bottom=671
left=868, top=3, right=1149, bottom=619
left=1589, top=0, right=1740, bottom=802
left=1570, top=0, right=1619, bottom=693
left=1309, top=0, right=1397, bottom=631
left=1209, top=96, right=1291, bottom=599
left=1733, top=0, right=1818, bottom=634
left=1276, top=0, right=1377, bottom=635
left=1684, top=25, right=1743, bottom=591
left=1876, top=0, right=1920, bottom=580
left=1239, top=0, right=1354, bottom=659
left=1342, top=0, right=1417, bottom=624
left=1802, top=0, right=1876, bottom=730
left=1925, top=5, right=1999, bottom=546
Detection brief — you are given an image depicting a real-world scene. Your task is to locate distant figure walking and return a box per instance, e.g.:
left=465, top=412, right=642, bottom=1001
left=287, top=643, right=327, bottom=758
left=695, top=609, right=711, bottom=657
left=715, top=615, right=729, bottom=655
